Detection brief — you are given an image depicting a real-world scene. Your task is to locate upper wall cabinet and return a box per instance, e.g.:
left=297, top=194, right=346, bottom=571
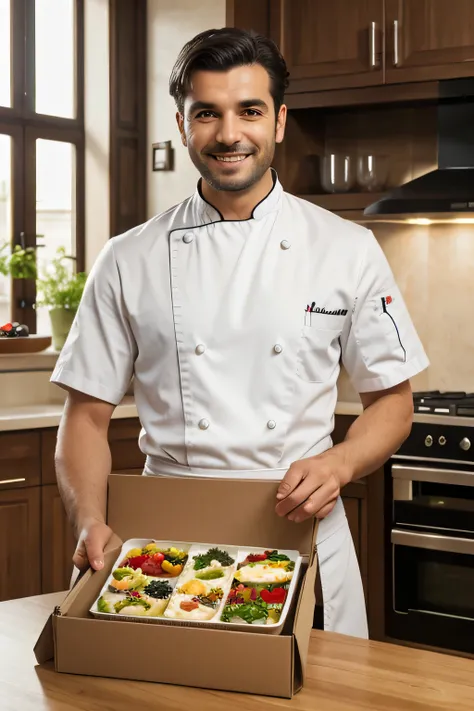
left=228, top=1, right=474, bottom=94
left=385, top=0, right=474, bottom=84
left=270, top=0, right=384, bottom=93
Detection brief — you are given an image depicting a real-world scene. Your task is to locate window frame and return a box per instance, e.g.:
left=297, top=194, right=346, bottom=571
left=0, top=0, right=85, bottom=331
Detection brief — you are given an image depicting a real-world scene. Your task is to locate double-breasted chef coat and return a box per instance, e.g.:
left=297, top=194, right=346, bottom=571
left=51, top=171, right=429, bottom=638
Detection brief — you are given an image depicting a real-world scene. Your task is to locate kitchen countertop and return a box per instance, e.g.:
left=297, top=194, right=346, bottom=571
left=0, top=395, right=138, bottom=431
left=1, top=397, right=473, bottom=432
left=1, top=591, right=473, bottom=710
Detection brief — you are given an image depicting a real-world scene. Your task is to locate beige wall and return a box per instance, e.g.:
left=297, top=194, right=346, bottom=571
left=147, top=0, right=226, bottom=218
left=337, top=220, right=474, bottom=401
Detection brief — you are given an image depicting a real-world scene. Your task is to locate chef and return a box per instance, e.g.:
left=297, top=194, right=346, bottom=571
left=52, top=27, right=429, bottom=638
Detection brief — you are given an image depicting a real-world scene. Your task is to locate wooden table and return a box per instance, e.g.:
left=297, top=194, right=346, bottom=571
left=1, top=592, right=474, bottom=710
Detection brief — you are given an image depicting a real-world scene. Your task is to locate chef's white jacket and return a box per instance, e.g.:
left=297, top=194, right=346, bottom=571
left=52, top=173, right=428, bottom=476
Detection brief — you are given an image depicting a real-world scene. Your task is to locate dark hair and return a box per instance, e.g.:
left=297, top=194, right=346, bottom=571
left=169, top=27, right=290, bottom=116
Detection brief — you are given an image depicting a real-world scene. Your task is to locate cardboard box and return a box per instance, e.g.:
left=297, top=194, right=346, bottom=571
left=35, top=474, right=318, bottom=699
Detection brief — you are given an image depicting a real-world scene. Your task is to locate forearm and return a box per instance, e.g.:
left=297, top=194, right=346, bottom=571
left=55, top=402, right=112, bottom=535
left=328, top=384, right=414, bottom=487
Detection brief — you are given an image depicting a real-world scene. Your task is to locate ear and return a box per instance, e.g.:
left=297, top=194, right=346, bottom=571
left=275, top=104, right=287, bottom=144
left=176, top=112, right=187, bottom=147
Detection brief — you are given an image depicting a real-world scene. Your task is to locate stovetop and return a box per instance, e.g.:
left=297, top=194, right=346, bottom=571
left=413, top=391, right=474, bottom=417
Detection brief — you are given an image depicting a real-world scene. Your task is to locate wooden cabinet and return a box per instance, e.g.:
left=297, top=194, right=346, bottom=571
left=385, top=0, right=474, bottom=84
left=229, top=0, right=474, bottom=94
left=0, top=418, right=145, bottom=602
left=41, top=484, right=76, bottom=594
left=270, top=0, right=384, bottom=93
left=0, top=431, right=41, bottom=489
left=0, top=486, right=41, bottom=601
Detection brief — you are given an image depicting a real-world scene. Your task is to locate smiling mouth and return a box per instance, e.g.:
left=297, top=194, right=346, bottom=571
left=210, top=154, right=250, bottom=163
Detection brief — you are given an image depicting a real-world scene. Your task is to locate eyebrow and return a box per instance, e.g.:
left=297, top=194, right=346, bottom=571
left=188, top=98, right=269, bottom=114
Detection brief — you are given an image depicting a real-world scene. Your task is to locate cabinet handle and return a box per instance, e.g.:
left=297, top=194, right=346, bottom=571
left=369, top=21, right=379, bottom=68
left=393, top=20, right=400, bottom=66
left=0, top=477, right=26, bottom=485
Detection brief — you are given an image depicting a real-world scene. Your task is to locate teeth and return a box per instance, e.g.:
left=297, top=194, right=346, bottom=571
left=214, top=155, right=247, bottom=162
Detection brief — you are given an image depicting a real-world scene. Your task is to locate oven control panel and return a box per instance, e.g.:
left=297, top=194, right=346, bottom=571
left=396, top=423, right=474, bottom=464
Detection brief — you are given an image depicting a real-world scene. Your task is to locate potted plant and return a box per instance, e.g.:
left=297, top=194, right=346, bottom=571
left=0, top=242, right=37, bottom=280
left=36, top=247, right=88, bottom=351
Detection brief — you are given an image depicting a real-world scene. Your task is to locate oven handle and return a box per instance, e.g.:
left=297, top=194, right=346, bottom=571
left=392, top=463, right=474, bottom=488
left=392, top=529, right=474, bottom=555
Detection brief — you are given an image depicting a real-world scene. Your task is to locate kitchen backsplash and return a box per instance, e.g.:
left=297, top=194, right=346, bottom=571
left=338, top=220, right=474, bottom=402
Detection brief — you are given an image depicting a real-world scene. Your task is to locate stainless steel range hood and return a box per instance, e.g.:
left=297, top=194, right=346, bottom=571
left=364, top=79, right=474, bottom=217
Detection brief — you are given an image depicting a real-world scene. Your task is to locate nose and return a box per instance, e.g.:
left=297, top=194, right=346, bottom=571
left=215, top=112, right=242, bottom=148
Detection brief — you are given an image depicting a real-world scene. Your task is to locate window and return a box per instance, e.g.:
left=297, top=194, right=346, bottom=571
left=0, top=0, right=84, bottom=333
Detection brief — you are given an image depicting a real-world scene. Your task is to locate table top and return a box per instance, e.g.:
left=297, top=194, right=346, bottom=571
left=1, top=591, right=473, bottom=710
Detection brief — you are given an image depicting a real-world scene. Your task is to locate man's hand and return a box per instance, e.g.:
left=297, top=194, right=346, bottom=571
left=73, top=517, right=114, bottom=571
left=275, top=450, right=352, bottom=523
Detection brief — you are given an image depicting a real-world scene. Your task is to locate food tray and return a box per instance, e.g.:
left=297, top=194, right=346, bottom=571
left=89, top=539, right=302, bottom=635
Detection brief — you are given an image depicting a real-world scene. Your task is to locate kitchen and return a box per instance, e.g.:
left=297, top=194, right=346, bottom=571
left=1, top=0, right=474, bottom=708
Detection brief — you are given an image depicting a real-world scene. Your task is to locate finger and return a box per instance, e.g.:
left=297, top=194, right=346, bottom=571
left=288, top=481, right=338, bottom=523
left=72, top=541, right=89, bottom=571
left=84, top=528, right=110, bottom=571
left=313, top=499, right=338, bottom=521
left=276, top=462, right=308, bottom=502
left=275, top=472, right=322, bottom=517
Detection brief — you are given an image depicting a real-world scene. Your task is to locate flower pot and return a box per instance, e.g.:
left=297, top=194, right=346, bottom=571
left=49, top=307, right=76, bottom=351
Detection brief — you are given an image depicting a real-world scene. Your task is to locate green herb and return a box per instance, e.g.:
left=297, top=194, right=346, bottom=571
left=143, top=580, right=173, bottom=599
left=195, top=569, right=224, bottom=581
left=97, top=596, right=110, bottom=613
left=221, top=601, right=268, bottom=624
left=36, top=246, right=87, bottom=310
left=193, top=547, right=235, bottom=570
left=114, top=597, right=151, bottom=613
left=112, top=567, right=135, bottom=581
left=265, top=551, right=291, bottom=562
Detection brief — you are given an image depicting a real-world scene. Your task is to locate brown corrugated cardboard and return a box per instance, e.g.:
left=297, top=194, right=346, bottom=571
left=35, top=474, right=318, bottom=698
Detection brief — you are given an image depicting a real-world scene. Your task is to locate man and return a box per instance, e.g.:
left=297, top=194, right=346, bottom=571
left=52, top=28, right=428, bottom=638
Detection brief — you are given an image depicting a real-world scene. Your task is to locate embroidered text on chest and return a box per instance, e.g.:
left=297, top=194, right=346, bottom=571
left=305, top=302, right=348, bottom=317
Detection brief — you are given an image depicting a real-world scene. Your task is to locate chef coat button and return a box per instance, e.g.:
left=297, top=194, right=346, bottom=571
left=195, top=344, right=206, bottom=355
left=198, top=418, right=210, bottom=430
left=183, top=232, right=194, bottom=244
left=273, top=343, right=283, bottom=354
left=267, top=420, right=276, bottom=430
left=280, top=240, right=291, bottom=250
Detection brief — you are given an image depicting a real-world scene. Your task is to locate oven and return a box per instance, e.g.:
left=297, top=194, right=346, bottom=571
left=386, top=410, right=474, bottom=655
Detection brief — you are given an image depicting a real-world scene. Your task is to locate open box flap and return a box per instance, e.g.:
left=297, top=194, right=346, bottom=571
left=292, top=520, right=318, bottom=691
left=33, top=533, right=123, bottom=663
left=107, top=474, right=316, bottom=555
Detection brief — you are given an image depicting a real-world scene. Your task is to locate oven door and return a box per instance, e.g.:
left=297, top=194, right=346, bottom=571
left=389, top=528, right=474, bottom=653
left=392, top=463, right=474, bottom=533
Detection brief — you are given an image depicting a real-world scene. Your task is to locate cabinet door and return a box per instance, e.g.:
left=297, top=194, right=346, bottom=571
left=41, top=484, right=76, bottom=594
left=271, top=0, right=384, bottom=93
left=0, top=487, right=41, bottom=601
left=385, top=0, right=474, bottom=83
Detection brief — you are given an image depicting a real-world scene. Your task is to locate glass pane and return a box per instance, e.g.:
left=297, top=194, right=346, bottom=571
left=35, top=0, right=75, bottom=118
left=0, top=0, right=11, bottom=107
left=0, top=135, right=12, bottom=326
left=35, top=139, right=76, bottom=335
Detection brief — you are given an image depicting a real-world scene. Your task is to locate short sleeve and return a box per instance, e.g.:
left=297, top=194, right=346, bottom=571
left=341, top=231, right=429, bottom=393
left=50, top=239, right=137, bottom=405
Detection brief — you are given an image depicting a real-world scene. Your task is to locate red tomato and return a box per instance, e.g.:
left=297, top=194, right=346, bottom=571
left=141, top=558, right=164, bottom=576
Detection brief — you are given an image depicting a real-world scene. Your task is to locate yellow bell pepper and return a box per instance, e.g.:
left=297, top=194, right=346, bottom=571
left=161, top=560, right=183, bottom=576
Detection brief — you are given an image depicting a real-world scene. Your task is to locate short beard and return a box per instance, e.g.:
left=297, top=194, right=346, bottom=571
left=189, top=143, right=275, bottom=193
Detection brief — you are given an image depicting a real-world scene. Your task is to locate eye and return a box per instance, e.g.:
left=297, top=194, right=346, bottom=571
left=242, top=109, right=262, bottom=117
left=195, top=111, right=216, bottom=119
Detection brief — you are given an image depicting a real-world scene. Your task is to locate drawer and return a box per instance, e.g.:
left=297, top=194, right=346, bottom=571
left=0, top=432, right=41, bottom=489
